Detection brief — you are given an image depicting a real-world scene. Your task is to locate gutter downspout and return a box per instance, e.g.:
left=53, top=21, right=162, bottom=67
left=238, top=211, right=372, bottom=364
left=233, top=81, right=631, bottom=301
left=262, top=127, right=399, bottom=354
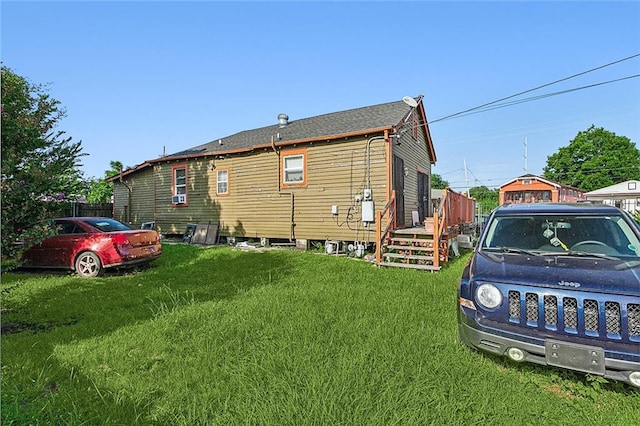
left=383, top=129, right=391, bottom=202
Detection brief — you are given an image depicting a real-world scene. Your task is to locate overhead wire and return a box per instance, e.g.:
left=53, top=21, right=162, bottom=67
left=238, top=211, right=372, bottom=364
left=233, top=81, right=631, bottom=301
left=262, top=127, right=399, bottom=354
left=429, top=53, right=640, bottom=124
left=433, top=75, right=640, bottom=122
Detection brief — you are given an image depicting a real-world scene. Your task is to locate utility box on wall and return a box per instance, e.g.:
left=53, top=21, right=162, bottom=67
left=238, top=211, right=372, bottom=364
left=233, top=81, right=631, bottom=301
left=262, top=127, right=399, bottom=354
left=362, top=201, right=375, bottom=223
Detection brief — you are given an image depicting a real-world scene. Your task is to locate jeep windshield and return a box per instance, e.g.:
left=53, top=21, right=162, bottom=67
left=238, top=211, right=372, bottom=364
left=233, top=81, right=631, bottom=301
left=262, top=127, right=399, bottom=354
left=480, top=213, right=640, bottom=260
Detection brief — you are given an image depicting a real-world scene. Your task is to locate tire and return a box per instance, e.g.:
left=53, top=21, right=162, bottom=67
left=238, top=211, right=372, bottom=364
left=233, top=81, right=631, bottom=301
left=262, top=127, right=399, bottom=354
left=74, top=251, right=103, bottom=278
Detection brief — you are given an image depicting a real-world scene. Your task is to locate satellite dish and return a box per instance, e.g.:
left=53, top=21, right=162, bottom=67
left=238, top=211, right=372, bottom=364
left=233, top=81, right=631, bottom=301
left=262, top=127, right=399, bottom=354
left=402, top=96, right=418, bottom=108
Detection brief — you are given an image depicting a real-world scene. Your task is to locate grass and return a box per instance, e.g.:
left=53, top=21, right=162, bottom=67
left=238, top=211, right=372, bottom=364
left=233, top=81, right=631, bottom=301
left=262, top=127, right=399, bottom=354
left=1, top=244, right=639, bottom=425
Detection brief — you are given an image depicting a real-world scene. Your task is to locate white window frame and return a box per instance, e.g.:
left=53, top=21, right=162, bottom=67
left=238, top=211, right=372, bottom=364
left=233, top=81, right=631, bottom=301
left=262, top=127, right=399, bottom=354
left=217, top=169, right=229, bottom=195
left=173, top=166, right=187, bottom=196
left=283, top=151, right=306, bottom=186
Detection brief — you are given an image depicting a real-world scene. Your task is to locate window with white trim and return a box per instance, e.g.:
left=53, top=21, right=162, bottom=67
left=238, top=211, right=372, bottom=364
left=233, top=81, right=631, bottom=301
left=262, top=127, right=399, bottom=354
left=284, top=154, right=304, bottom=184
left=174, top=167, right=186, bottom=195
left=217, top=169, right=228, bottom=195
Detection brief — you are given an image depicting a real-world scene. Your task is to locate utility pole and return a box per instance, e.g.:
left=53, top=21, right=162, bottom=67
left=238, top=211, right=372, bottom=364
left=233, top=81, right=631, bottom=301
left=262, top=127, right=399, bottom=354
left=463, top=158, right=470, bottom=196
left=523, top=136, right=528, bottom=174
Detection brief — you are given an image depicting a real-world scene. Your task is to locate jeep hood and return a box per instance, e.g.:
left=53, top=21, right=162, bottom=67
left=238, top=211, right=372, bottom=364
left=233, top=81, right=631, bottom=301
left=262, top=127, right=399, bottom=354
left=471, top=251, right=640, bottom=296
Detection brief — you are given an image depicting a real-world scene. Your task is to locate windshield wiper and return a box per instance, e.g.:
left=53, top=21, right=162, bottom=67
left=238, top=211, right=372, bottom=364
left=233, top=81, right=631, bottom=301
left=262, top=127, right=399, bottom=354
left=485, top=247, right=542, bottom=257
left=564, top=251, right=620, bottom=261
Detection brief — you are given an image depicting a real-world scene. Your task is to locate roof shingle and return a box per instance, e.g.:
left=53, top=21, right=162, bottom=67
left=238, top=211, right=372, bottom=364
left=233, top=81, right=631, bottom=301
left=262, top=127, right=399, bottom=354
left=166, top=98, right=414, bottom=158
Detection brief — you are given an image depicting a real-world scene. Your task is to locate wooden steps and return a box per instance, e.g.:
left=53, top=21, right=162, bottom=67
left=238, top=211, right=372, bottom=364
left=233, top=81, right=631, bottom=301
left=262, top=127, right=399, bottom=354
left=377, top=233, right=441, bottom=271
left=380, top=262, right=440, bottom=271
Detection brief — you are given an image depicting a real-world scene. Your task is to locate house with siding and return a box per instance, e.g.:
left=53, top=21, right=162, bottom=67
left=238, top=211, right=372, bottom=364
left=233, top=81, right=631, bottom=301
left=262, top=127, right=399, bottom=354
left=586, top=180, right=640, bottom=213
left=499, top=174, right=585, bottom=205
left=108, top=96, right=437, bottom=247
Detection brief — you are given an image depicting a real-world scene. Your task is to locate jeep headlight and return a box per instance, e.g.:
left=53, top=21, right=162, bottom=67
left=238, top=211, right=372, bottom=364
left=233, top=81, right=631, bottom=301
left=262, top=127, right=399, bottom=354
left=476, top=284, right=503, bottom=309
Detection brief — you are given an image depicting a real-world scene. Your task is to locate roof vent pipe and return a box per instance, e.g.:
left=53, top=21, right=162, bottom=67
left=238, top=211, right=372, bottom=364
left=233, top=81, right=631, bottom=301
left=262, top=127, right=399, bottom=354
left=278, top=113, right=289, bottom=127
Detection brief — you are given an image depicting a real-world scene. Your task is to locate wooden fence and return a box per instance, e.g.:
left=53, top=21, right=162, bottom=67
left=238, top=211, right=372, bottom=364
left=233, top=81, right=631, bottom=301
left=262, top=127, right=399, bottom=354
left=60, top=202, right=113, bottom=218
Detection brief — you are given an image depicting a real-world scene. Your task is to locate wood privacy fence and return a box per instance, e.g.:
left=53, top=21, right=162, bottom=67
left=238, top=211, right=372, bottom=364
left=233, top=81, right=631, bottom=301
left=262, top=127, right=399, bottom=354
left=60, top=202, right=113, bottom=218
left=438, top=188, right=475, bottom=229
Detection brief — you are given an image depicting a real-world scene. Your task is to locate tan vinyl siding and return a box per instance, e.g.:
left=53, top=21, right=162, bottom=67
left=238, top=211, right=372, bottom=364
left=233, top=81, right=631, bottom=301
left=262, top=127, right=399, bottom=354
left=112, top=182, right=128, bottom=223
left=114, top=130, right=432, bottom=243
left=112, top=167, right=154, bottom=227
left=149, top=137, right=387, bottom=242
left=391, top=119, right=433, bottom=225
left=153, top=160, right=216, bottom=235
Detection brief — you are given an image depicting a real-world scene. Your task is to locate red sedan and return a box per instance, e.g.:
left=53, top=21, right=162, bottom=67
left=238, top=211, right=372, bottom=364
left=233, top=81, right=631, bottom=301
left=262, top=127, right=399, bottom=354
left=20, top=217, right=162, bottom=278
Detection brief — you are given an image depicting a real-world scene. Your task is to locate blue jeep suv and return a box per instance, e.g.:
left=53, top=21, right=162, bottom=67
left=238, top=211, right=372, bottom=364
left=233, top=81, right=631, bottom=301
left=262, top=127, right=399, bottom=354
left=457, top=203, right=640, bottom=387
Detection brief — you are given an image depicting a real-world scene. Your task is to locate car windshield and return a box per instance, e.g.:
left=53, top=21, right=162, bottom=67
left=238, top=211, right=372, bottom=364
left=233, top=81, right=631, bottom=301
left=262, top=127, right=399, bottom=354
left=83, top=218, right=132, bottom=232
left=481, top=214, right=640, bottom=259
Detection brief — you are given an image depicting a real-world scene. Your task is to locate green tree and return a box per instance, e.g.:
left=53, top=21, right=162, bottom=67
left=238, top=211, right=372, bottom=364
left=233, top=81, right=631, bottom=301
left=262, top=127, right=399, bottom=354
left=1, top=66, right=86, bottom=267
left=85, top=161, right=123, bottom=203
left=469, top=185, right=499, bottom=213
left=431, top=173, right=450, bottom=189
left=543, top=125, right=640, bottom=192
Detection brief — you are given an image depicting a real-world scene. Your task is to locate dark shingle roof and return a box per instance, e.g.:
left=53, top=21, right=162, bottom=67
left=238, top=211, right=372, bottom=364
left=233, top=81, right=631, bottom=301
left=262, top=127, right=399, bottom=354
left=165, top=98, right=415, bottom=159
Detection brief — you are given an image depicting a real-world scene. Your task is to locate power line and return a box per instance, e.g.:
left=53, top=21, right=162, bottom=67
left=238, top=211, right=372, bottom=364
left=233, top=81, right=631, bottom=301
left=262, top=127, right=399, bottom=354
left=434, top=75, right=640, bottom=122
left=429, top=53, right=640, bottom=124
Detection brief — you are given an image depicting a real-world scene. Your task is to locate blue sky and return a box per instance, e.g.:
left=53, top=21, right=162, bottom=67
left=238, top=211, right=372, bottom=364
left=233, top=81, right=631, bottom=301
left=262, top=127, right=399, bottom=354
left=2, top=1, right=639, bottom=191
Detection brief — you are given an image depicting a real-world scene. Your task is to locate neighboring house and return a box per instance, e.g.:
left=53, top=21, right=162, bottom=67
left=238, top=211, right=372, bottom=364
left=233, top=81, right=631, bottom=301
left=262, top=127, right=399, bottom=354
left=499, top=174, right=585, bottom=205
left=586, top=180, right=640, bottom=213
left=108, top=96, right=437, bottom=246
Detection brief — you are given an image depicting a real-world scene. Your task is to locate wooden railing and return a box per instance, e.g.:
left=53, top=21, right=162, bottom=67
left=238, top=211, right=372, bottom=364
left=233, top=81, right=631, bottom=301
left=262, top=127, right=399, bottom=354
left=433, top=188, right=476, bottom=266
left=375, top=187, right=474, bottom=268
left=433, top=215, right=442, bottom=269
left=375, top=190, right=396, bottom=264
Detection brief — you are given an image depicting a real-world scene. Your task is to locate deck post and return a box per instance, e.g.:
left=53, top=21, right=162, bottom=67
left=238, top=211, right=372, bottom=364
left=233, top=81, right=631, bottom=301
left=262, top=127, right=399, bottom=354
left=375, top=210, right=383, bottom=264
left=433, top=211, right=439, bottom=269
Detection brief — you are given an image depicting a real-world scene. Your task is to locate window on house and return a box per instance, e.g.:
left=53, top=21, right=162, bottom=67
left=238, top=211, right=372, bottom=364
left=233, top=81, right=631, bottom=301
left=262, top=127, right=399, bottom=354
left=174, top=166, right=186, bottom=195
left=522, top=179, right=531, bottom=185
left=172, top=165, right=188, bottom=205
left=630, top=182, right=637, bottom=190
left=282, top=150, right=306, bottom=186
left=217, top=169, right=229, bottom=195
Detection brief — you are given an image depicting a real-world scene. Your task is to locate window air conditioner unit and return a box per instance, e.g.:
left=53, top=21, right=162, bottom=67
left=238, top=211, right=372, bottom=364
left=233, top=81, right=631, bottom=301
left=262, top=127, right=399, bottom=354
left=172, top=194, right=186, bottom=204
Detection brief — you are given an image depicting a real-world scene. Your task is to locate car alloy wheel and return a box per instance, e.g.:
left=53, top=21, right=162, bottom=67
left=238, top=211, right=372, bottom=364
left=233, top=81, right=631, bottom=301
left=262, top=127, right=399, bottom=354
left=75, top=251, right=103, bottom=278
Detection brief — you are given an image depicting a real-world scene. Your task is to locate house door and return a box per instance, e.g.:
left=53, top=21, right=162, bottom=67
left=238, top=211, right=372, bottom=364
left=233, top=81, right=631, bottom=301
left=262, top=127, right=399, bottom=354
left=393, top=155, right=405, bottom=228
left=417, top=172, right=429, bottom=222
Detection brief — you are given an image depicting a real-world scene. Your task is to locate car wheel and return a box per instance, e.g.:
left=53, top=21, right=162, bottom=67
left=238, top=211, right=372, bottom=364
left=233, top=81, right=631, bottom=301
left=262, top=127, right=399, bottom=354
left=75, top=251, right=103, bottom=278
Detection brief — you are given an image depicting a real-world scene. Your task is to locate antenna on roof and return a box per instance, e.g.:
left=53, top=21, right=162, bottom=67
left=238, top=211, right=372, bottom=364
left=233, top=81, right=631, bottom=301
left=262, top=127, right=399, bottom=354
left=402, top=96, right=418, bottom=108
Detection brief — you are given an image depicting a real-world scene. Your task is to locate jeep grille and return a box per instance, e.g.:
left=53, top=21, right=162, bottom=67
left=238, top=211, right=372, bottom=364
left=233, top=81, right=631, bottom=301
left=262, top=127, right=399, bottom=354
left=508, top=292, right=640, bottom=339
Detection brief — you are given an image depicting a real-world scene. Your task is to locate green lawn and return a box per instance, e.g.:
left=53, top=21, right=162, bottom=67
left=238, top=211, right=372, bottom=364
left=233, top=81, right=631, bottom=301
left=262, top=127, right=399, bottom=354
left=1, top=244, right=639, bottom=425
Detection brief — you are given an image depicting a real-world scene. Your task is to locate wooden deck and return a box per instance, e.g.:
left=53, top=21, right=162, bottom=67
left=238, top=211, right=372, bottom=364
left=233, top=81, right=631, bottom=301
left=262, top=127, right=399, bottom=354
left=391, top=226, right=433, bottom=236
